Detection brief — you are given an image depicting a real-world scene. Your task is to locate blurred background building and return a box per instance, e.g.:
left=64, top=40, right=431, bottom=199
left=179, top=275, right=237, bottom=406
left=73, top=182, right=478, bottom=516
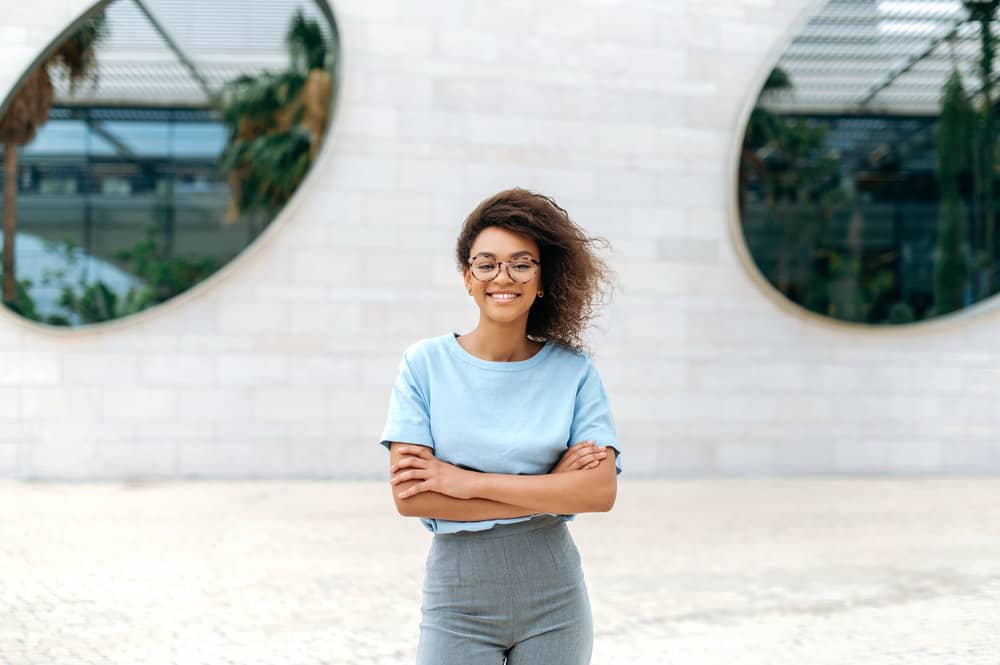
left=1, top=0, right=998, bottom=479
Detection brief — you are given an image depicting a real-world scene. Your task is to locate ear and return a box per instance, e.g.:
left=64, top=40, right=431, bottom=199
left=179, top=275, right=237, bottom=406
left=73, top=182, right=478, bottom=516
left=462, top=267, right=472, bottom=293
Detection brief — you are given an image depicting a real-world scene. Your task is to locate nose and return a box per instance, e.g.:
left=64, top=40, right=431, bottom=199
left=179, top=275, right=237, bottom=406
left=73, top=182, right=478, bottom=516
left=491, top=261, right=516, bottom=284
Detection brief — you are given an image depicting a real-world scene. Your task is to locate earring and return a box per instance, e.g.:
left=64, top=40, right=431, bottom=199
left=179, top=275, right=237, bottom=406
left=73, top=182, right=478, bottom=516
left=467, top=287, right=472, bottom=295
left=537, top=291, right=544, bottom=298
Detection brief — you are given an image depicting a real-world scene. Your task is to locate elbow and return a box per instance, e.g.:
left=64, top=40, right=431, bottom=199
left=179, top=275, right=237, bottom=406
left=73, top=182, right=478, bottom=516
left=392, top=483, right=419, bottom=516
left=596, top=481, right=617, bottom=513
left=397, top=501, right=426, bottom=518
left=579, top=467, right=617, bottom=513
left=584, top=490, right=615, bottom=513
left=395, top=495, right=422, bottom=517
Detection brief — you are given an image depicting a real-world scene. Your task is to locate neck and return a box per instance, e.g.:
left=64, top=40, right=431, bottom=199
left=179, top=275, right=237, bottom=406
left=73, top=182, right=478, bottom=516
left=460, top=318, right=538, bottom=362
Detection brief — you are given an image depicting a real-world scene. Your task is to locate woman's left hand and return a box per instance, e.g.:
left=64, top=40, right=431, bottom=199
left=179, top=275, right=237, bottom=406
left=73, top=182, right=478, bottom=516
left=390, top=445, right=480, bottom=500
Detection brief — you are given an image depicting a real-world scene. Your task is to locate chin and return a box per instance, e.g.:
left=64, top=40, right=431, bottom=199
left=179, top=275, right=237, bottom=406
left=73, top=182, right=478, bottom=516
left=484, top=309, right=530, bottom=325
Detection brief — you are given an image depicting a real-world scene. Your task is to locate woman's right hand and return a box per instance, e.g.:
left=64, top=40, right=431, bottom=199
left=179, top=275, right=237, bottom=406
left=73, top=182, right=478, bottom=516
left=550, top=441, right=608, bottom=474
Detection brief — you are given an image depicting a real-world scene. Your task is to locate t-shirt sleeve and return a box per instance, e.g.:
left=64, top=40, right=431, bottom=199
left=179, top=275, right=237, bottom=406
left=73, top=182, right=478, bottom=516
left=378, top=352, right=434, bottom=453
left=569, top=360, right=621, bottom=475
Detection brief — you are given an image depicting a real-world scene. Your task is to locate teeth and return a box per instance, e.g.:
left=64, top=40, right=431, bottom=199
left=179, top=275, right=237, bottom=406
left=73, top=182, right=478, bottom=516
left=489, top=293, right=518, bottom=301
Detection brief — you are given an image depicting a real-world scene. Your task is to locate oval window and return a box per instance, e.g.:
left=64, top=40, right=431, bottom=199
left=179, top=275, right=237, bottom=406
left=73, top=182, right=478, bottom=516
left=0, top=0, right=338, bottom=327
left=739, top=0, right=1000, bottom=324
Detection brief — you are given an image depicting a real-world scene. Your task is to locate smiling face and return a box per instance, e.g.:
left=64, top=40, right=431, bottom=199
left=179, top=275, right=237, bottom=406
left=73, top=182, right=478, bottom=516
left=463, top=226, right=542, bottom=328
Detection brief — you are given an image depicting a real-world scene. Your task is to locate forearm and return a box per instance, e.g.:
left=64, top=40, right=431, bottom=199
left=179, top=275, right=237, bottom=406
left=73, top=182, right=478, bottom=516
left=395, top=481, right=539, bottom=520
left=470, top=466, right=610, bottom=514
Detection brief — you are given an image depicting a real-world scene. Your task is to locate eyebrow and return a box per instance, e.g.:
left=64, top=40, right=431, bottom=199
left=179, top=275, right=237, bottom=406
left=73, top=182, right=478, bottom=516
left=471, top=251, right=537, bottom=259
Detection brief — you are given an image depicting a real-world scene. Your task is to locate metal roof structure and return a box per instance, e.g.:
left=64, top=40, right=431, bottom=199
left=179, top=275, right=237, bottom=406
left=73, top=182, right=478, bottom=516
left=765, top=0, right=999, bottom=116
left=49, top=0, right=335, bottom=108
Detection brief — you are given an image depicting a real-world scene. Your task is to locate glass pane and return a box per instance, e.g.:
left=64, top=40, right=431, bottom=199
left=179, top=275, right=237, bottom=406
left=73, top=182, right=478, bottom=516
left=739, top=0, right=1000, bottom=325
left=0, top=0, right=339, bottom=327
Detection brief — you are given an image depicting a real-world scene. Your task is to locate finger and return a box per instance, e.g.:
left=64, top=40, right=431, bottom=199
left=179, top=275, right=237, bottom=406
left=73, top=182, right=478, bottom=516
left=390, top=468, right=427, bottom=485
left=570, top=450, right=609, bottom=469
left=390, top=458, right=428, bottom=473
left=397, top=445, right=433, bottom=458
left=570, top=448, right=606, bottom=466
left=398, top=481, right=429, bottom=499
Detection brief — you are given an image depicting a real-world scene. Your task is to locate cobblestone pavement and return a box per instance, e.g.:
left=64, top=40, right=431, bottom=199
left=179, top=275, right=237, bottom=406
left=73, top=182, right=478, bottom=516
left=1, top=478, right=998, bottom=665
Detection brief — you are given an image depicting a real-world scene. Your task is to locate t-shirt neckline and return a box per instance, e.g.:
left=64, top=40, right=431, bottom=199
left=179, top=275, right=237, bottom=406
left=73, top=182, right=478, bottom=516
left=447, top=332, right=553, bottom=371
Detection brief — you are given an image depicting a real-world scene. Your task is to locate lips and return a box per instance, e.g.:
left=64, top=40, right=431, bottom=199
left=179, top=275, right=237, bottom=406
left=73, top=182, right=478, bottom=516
left=487, top=292, right=520, bottom=302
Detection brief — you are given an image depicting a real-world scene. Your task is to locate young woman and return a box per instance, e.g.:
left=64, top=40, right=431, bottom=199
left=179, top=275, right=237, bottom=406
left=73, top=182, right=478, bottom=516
left=379, top=188, right=620, bottom=665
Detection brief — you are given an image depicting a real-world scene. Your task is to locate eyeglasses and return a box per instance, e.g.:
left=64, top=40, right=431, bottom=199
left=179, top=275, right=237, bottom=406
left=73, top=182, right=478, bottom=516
left=467, top=254, right=540, bottom=283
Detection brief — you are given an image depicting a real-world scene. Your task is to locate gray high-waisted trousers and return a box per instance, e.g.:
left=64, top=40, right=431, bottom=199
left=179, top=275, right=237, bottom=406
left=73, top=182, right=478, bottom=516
left=416, top=514, right=593, bottom=665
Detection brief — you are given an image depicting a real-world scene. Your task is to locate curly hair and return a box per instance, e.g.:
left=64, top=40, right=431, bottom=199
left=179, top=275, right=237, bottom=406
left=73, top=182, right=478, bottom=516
left=455, top=188, right=613, bottom=352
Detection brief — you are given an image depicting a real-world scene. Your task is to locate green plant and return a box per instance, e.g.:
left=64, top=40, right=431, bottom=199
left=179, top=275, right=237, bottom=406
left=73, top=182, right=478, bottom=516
left=49, top=10, right=108, bottom=94
left=887, top=300, right=916, bottom=324
left=0, top=10, right=107, bottom=308
left=115, top=226, right=218, bottom=304
left=964, top=0, right=1000, bottom=295
left=58, top=280, right=118, bottom=324
left=759, top=119, right=844, bottom=298
left=740, top=67, right=793, bottom=213
left=0, top=273, right=41, bottom=320
left=52, top=227, right=219, bottom=325
left=218, top=10, right=333, bottom=223
left=934, top=69, right=975, bottom=315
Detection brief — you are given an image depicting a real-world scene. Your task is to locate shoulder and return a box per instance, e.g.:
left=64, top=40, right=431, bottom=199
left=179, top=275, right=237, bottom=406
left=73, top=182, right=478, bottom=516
left=399, top=334, right=454, bottom=370
left=544, top=340, right=592, bottom=363
left=540, top=342, right=598, bottom=379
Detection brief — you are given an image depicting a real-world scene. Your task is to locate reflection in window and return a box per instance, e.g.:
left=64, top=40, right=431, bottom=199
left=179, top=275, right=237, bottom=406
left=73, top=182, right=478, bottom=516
left=0, top=0, right=338, bottom=326
left=739, top=0, right=1000, bottom=325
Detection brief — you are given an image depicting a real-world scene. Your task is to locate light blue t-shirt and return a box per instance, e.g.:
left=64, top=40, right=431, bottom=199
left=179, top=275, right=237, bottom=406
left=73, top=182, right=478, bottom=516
left=379, top=332, right=620, bottom=534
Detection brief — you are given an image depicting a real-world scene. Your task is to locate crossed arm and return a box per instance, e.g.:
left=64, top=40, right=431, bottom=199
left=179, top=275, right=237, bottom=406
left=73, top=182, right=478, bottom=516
left=387, top=442, right=618, bottom=520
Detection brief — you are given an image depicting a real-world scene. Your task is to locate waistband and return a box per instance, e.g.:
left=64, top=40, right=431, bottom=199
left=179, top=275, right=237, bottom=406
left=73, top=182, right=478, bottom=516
left=433, top=514, right=566, bottom=541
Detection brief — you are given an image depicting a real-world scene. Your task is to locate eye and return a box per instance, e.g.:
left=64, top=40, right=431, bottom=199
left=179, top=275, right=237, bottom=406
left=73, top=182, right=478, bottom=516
left=474, top=262, right=496, bottom=271
left=511, top=261, right=534, bottom=272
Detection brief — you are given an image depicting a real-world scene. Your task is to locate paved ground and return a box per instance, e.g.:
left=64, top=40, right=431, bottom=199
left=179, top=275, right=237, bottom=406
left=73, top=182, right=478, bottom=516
left=1, top=477, right=998, bottom=665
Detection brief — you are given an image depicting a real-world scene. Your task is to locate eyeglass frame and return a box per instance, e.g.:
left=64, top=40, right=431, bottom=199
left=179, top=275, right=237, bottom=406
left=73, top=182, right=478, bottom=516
left=466, top=253, right=541, bottom=283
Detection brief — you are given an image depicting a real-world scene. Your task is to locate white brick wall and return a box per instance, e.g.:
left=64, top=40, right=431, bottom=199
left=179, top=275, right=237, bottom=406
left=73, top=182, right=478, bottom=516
left=1, top=0, right=998, bottom=480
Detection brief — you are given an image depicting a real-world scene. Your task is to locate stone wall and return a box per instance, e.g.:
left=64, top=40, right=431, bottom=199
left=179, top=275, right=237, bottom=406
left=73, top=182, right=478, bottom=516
left=2, top=0, right=997, bottom=479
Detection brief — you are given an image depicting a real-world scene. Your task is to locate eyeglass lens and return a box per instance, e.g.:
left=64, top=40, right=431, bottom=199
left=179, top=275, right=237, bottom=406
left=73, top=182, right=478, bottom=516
left=470, top=258, right=538, bottom=282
